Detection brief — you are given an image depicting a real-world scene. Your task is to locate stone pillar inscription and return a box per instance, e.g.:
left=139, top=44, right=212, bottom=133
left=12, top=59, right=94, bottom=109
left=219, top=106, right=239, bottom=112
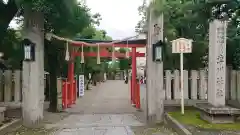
left=208, top=19, right=227, bottom=107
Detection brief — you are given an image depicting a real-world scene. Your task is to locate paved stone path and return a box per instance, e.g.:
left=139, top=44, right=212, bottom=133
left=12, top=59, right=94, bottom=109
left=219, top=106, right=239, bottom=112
left=45, top=80, right=173, bottom=135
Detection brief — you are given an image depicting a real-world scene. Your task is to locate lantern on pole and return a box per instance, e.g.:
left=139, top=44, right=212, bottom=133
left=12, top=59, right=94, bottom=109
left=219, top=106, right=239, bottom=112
left=23, top=38, right=35, bottom=61
left=65, top=42, right=70, bottom=61
left=152, top=40, right=164, bottom=62
left=80, top=44, right=84, bottom=63
left=97, top=44, right=101, bottom=64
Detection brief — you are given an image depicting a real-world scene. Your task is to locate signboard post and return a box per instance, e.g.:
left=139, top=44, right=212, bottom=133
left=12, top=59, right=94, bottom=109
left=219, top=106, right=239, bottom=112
left=78, top=75, right=85, bottom=97
left=172, top=38, right=193, bottom=115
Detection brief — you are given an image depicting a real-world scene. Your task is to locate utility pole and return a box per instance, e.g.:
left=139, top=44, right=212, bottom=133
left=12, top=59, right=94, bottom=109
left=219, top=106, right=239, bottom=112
left=146, top=1, right=164, bottom=123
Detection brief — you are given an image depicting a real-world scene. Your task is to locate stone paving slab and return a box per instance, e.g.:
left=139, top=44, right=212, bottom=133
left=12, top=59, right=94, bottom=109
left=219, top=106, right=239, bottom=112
left=50, top=114, right=143, bottom=135
left=47, top=114, right=144, bottom=129
left=46, top=81, right=174, bottom=135
left=57, top=126, right=135, bottom=135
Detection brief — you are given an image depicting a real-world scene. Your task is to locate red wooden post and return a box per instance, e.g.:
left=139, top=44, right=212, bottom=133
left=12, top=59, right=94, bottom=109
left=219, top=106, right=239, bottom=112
left=131, top=47, right=137, bottom=106
left=67, top=54, right=75, bottom=106
left=67, top=82, right=71, bottom=108
left=135, top=81, right=140, bottom=109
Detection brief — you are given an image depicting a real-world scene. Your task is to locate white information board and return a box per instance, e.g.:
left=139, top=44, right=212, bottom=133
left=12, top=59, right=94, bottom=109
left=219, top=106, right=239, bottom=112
left=172, top=38, right=192, bottom=53
left=171, top=37, right=193, bottom=115
left=79, top=75, right=85, bottom=97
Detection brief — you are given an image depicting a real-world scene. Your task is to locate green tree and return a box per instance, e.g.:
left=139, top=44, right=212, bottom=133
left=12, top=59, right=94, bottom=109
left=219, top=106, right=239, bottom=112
left=118, top=48, right=130, bottom=70
left=0, top=0, right=18, bottom=45
left=15, top=0, right=93, bottom=127
left=136, top=0, right=240, bottom=70
left=0, top=29, right=23, bottom=69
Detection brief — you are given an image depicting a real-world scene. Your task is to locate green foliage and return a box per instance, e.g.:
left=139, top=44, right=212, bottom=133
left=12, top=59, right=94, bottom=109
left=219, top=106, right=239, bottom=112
left=137, top=0, right=240, bottom=70
left=233, top=47, right=240, bottom=69
left=118, top=48, right=131, bottom=70
left=108, top=61, right=119, bottom=72
left=0, top=29, right=23, bottom=69
left=74, top=27, right=113, bottom=76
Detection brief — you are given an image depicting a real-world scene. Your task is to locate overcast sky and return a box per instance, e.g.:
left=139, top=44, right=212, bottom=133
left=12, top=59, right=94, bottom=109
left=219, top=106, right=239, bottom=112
left=9, top=0, right=143, bottom=39
left=85, top=0, right=142, bottom=39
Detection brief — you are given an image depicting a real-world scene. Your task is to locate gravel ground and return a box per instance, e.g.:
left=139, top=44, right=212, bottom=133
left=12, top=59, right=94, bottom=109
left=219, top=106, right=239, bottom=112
left=4, top=107, right=69, bottom=135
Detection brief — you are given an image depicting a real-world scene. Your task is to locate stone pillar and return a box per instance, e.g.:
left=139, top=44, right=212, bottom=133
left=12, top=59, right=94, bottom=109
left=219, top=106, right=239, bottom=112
left=14, top=70, right=21, bottom=102
left=104, top=73, right=107, bottom=81
left=146, top=7, right=164, bottom=122
left=208, top=19, right=227, bottom=107
left=0, top=70, right=3, bottom=102
left=57, top=78, right=62, bottom=111
left=4, top=70, right=12, bottom=102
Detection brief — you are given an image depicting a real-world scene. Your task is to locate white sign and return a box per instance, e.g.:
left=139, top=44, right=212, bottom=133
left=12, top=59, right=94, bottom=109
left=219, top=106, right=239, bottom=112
left=171, top=37, right=193, bottom=115
left=172, top=38, right=192, bottom=53
left=79, top=75, right=85, bottom=97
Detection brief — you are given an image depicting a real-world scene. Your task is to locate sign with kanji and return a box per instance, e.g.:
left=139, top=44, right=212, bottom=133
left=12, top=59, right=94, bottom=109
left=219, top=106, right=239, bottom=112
left=78, top=75, right=85, bottom=97
left=172, top=38, right=192, bottom=53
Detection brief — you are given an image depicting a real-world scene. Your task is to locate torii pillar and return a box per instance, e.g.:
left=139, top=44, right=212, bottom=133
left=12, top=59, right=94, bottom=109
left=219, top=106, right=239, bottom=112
left=131, top=47, right=137, bottom=105
left=67, top=52, right=75, bottom=106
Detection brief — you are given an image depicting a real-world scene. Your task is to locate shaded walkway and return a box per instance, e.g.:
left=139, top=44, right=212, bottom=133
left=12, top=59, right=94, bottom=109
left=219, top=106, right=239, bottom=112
left=66, top=80, right=137, bottom=114
left=46, top=80, right=176, bottom=135
left=47, top=80, right=144, bottom=135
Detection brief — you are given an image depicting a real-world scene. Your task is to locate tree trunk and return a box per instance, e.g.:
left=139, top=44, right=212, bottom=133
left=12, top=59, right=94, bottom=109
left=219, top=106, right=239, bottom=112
left=48, top=66, right=58, bottom=112
left=22, top=8, right=44, bottom=128
left=45, top=40, right=59, bottom=112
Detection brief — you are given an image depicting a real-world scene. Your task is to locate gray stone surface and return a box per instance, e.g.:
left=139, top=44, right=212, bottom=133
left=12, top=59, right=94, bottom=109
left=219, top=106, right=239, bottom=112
left=208, top=19, right=227, bottom=107
left=45, top=80, right=175, bottom=135
left=196, top=103, right=240, bottom=114
left=45, top=81, right=143, bottom=135
left=196, top=103, right=240, bottom=123
left=57, top=127, right=134, bottom=135
left=200, top=111, right=235, bottom=124
left=44, top=81, right=179, bottom=135
left=0, top=107, right=6, bottom=123
left=50, top=114, right=144, bottom=129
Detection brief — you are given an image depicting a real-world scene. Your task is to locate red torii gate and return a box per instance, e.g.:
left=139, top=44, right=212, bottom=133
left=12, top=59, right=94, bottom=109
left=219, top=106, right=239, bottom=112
left=66, top=38, right=146, bottom=107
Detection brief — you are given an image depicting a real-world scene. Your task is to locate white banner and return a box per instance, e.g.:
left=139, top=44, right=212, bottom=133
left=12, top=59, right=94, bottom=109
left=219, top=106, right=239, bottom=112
left=79, top=75, right=85, bottom=97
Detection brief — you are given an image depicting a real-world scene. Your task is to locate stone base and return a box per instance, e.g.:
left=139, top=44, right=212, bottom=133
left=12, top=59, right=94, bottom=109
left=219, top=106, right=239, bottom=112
left=147, top=114, right=157, bottom=124
left=200, top=111, right=235, bottom=123
left=0, top=107, right=6, bottom=123
left=195, top=103, right=240, bottom=124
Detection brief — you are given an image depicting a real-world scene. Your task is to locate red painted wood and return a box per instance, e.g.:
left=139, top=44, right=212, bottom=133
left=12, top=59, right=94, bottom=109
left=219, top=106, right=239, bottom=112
left=135, top=82, right=140, bottom=109
left=131, top=47, right=137, bottom=105
left=67, top=60, right=74, bottom=107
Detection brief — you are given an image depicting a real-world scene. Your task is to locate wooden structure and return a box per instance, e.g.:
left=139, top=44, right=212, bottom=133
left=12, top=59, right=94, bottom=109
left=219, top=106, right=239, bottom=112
left=1, top=68, right=238, bottom=104
left=67, top=38, right=146, bottom=107
left=2, top=68, right=240, bottom=113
